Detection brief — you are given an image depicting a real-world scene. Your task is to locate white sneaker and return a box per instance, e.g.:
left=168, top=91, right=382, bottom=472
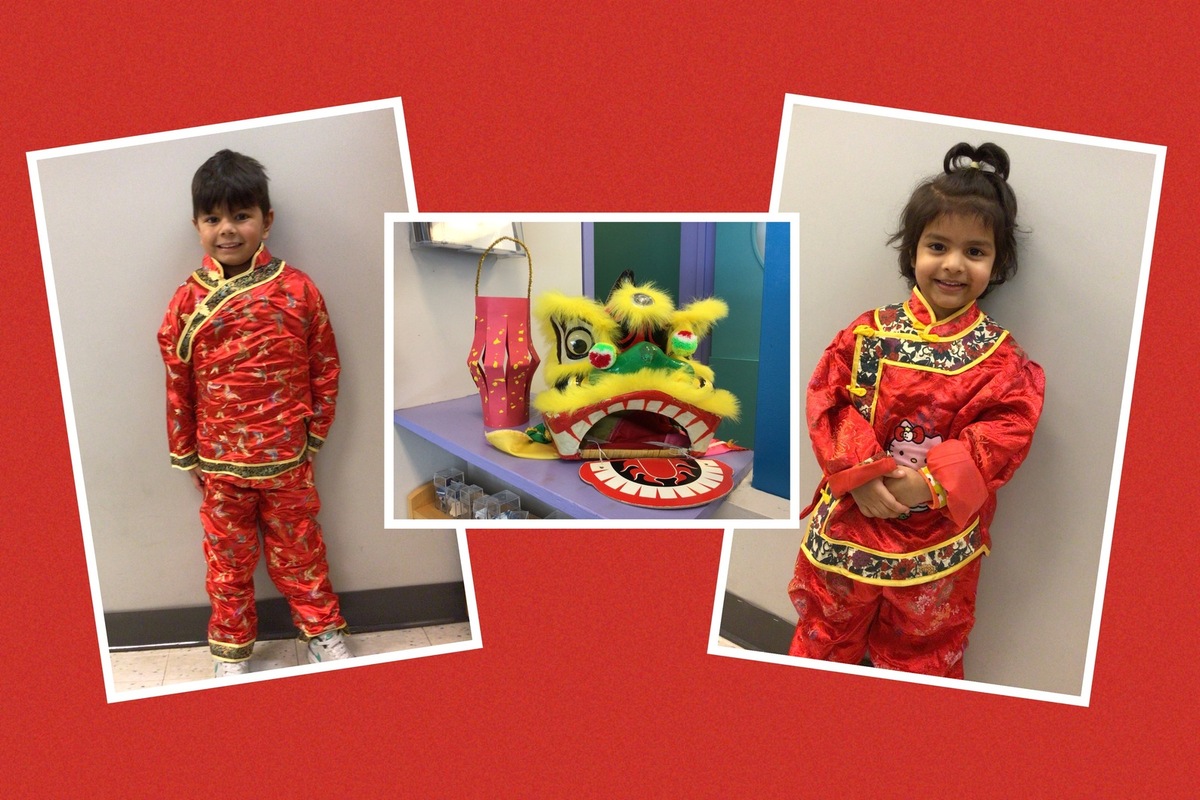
left=307, top=629, right=352, bottom=663
left=213, top=659, right=251, bottom=677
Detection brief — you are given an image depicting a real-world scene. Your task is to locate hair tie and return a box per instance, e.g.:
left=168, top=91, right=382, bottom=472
left=950, top=154, right=997, bottom=174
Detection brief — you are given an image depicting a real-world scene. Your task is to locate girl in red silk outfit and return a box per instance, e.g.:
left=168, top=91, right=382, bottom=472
left=158, top=150, right=351, bottom=677
left=789, top=143, right=1045, bottom=678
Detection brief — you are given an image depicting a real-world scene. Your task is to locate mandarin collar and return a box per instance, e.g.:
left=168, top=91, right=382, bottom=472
left=903, top=288, right=981, bottom=335
left=201, top=244, right=273, bottom=281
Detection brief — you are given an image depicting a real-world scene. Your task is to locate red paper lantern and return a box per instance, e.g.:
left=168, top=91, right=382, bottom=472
left=467, top=237, right=540, bottom=428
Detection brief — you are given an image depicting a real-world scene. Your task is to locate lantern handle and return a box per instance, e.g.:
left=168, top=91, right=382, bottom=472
left=475, top=236, right=533, bottom=298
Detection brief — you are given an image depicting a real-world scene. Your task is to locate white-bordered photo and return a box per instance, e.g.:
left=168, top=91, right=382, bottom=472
left=386, top=213, right=801, bottom=529
left=711, top=95, right=1164, bottom=703
left=29, top=99, right=481, bottom=702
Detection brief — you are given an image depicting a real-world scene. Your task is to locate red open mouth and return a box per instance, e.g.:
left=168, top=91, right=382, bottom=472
left=540, top=390, right=722, bottom=459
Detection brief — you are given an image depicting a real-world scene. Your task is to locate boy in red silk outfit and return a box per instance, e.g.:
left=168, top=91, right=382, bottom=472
left=158, top=150, right=351, bottom=677
left=789, top=143, right=1044, bottom=678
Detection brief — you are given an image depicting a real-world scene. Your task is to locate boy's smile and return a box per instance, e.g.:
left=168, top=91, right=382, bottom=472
left=913, top=213, right=995, bottom=320
left=193, top=205, right=273, bottom=277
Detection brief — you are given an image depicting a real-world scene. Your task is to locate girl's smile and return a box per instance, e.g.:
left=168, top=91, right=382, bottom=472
left=913, top=213, right=995, bottom=320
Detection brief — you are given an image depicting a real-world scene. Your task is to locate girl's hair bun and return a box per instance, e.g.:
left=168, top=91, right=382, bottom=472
left=943, top=142, right=1011, bottom=181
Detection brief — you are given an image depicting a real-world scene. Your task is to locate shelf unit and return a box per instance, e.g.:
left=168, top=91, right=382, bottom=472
left=394, top=395, right=754, bottom=520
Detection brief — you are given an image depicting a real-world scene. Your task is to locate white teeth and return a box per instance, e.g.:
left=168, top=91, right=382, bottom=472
left=552, top=396, right=717, bottom=456
left=686, top=419, right=712, bottom=443
left=552, top=427, right=581, bottom=456
left=592, top=462, right=618, bottom=480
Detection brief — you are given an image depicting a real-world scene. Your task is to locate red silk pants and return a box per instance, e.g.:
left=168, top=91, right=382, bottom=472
left=788, top=555, right=982, bottom=679
left=199, top=461, right=345, bottom=661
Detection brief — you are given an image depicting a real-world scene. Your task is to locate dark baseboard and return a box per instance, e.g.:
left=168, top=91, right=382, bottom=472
left=719, top=591, right=795, bottom=655
left=105, top=581, right=469, bottom=651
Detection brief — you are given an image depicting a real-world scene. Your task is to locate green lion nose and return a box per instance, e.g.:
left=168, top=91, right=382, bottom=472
left=590, top=341, right=693, bottom=378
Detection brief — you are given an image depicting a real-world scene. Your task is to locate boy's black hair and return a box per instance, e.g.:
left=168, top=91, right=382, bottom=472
left=191, top=149, right=271, bottom=218
left=888, top=142, right=1020, bottom=298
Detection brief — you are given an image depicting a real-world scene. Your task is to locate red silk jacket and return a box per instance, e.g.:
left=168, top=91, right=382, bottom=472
left=802, top=289, right=1045, bottom=585
left=157, top=246, right=339, bottom=480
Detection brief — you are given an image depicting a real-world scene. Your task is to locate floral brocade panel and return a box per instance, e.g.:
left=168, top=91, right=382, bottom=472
left=802, top=489, right=987, bottom=585
left=850, top=303, right=1008, bottom=421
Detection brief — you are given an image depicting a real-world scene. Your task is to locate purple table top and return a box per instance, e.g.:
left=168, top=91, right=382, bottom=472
left=394, top=395, right=754, bottom=520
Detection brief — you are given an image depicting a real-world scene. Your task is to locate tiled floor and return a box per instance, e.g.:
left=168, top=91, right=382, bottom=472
left=109, top=622, right=472, bottom=692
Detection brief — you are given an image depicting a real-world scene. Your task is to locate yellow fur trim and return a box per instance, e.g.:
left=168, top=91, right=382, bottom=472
left=534, top=292, right=614, bottom=330
left=542, top=362, right=591, bottom=387
left=689, top=362, right=717, bottom=384
left=606, top=281, right=676, bottom=329
left=534, top=370, right=739, bottom=420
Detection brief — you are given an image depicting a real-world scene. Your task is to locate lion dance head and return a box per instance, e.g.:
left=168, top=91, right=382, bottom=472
left=531, top=270, right=739, bottom=459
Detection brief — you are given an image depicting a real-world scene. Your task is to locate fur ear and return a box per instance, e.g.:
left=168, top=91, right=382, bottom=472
left=672, top=298, right=729, bottom=339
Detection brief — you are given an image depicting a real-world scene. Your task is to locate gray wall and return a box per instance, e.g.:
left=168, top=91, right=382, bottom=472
left=35, top=106, right=464, bottom=615
left=730, top=102, right=1160, bottom=696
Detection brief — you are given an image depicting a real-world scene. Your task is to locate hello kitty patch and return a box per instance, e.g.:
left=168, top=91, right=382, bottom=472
left=886, top=420, right=942, bottom=513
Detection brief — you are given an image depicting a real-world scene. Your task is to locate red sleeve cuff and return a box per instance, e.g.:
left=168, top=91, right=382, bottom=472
left=827, top=456, right=898, bottom=497
left=926, top=440, right=987, bottom=527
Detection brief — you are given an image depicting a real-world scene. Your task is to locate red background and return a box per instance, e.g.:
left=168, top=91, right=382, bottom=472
left=3, top=2, right=1197, bottom=796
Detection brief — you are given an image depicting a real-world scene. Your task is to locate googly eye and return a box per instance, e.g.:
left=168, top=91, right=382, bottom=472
left=565, top=326, right=594, bottom=359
